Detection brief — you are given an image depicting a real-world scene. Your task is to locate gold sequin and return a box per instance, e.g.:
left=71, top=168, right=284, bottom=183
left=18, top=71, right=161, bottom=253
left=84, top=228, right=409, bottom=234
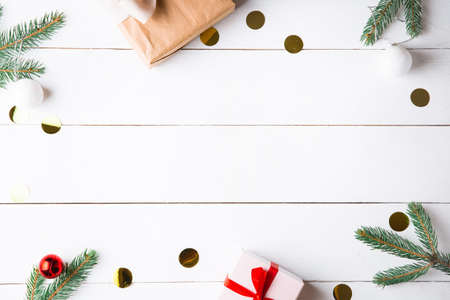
left=9, top=106, right=16, bottom=123
left=179, top=248, right=199, bottom=268
left=9, top=106, right=29, bottom=123
left=246, top=11, right=265, bottom=30
left=333, top=284, right=352, bottom=300
left=389, top=212, right=409, bottom=232
left=200, top=27, right=219, bottom=46
left=410, top=88, right=430, bottom=107
left=41, top=115, right=61, bottom=134
left=114, top=268, right=133, bottom=288
left=284, top=35, right=303, bottom=54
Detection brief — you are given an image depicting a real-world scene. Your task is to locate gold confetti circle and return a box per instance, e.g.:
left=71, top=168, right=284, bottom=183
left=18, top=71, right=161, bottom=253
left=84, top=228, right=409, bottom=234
left=114, top=268, right=133, bottom=288
left=9, top=106, right=16, bottom=123
left=333, top=284, right=352, bottom=300
left=389, top=211, right=409, bottom=232
left=200, top=27, right=219, bottom=46
left=9, top=106, right=29, bottom=123
left=10, top=183, right=30, bottom=202
left=284, top=35, right=303, bottom=54
left=179, top=248, right=199, bottom=268
left=41, top=115, right=61, bottom=134
left=246, top=11, right=265, bottom=30
left=410, top=88, right=430, bottom=107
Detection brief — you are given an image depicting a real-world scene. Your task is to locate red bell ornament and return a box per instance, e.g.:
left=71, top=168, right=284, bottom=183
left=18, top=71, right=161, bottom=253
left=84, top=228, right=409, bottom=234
left=39, top=254, right=64, bottom=279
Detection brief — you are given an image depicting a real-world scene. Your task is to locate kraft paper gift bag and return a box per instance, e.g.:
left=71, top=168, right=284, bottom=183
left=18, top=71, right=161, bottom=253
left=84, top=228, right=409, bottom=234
left=119, top=0, right=235, bottom=66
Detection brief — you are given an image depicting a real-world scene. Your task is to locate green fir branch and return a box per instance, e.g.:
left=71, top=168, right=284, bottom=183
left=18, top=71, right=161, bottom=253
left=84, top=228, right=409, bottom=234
left=0, top=58, right=44, bottom=88
left=403, top=0, right=423, bottom=38
left=0, top=11, right=65, bottom=60
left=435, top=252, right=450, bottom=275
left=407, top=202, right=438, bottom=255
left=361, top=0, right=402, bottom=45
left=373, top=263, right=432, bottom=286
left=356, top=202, right=450, bottom=286
left=0, top=6, right=65, bottom=88
left=0, top=5, right=3, bottom=21
left=355, top=226, right=429, bottom=261
left=40, top=250, right=99, bottom=300
left=26, top=267, right=45, bottom=300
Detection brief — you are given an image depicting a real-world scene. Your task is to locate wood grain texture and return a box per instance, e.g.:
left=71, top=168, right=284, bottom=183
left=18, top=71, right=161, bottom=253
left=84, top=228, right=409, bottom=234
left=1, top=1, right=449, bottom=298
left=1, top=282, right=449, bottom=300
left=0, top=49, right=449, bottom=125
left=1, top=0, right=449, bottom=49
left=0, top=204, right=449, bottom=283
left=2, top=126, right=450, bottom=203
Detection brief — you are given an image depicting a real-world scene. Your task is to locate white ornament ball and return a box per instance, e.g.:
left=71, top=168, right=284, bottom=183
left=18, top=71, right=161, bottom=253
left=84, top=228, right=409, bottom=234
left=383, top=44, right=413, bottom=76
left=8, top=79, right=44, bottom=108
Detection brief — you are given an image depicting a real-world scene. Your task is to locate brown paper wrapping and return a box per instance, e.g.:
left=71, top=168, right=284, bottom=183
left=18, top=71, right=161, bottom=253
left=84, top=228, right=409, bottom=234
left=119, top=0, right=235, bottom=66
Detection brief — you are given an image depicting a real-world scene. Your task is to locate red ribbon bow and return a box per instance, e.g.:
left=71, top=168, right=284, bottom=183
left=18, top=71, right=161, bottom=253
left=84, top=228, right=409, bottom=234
left=224, top=262, right=279, bottom=300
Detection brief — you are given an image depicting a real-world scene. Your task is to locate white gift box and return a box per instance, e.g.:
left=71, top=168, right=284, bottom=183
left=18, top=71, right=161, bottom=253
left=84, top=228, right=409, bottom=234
left=219, top=252, right=304, bottom=300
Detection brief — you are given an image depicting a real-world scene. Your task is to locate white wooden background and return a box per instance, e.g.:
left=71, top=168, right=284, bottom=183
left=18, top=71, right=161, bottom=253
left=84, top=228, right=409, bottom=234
left=1, top=0, right=449, bottom=299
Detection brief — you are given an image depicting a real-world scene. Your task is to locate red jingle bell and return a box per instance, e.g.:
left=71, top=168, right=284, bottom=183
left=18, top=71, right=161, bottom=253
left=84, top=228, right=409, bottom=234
left=39, top=254, right=64, bottom=279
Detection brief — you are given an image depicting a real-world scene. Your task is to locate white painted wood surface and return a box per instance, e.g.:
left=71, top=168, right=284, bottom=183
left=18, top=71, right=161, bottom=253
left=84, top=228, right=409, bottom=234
left=1, top=0, right=449, bottom=299
left=0, top=204, right=449, bottom=299
left=2, top=282, right=449, bottom=300
left=1, top=204, right=450, bottom=282
left=2, top=126, right=450, bottom=203
left=1, top=49, right=450, bottom=125
left=1, top=0, right=450, bottom=49
left=2, top=282, right=450, bottom=300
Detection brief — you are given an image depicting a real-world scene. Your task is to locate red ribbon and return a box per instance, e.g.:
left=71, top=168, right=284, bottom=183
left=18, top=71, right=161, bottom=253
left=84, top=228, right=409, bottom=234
left=224, top=262, right=279, bottom=300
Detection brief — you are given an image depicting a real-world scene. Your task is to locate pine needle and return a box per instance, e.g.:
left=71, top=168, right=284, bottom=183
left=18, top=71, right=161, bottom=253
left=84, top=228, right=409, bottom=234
left=361, top=0, right=423, bottom=45
left=361, top=0, right=402, bottom=45
left=0, top=58, right=44, bottom=88
left=0, top=11, right=65, bottom=60
left=40, top=249, right=99, bottom=300
left=407, top=202, right=438, bottom=255
left=0, top=6, right=64, bottom=88
left=435, top=252, right=450, bottom=275
left=26, top=267, right=45, bottom=300
left=355, top=226, right=429, bottom=261
left=356, top=202, right=450, bottom=286
left=373, top=263, right=432, bottom=286
left=403, top=0, right=423, bottom=38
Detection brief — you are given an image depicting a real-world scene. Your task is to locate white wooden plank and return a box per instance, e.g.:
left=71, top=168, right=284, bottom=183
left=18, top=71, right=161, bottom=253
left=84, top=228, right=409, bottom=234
left=1, top=282, right=449, bottom=300
left=1, top=49, right=449, bottom=125
left=2, top=126, right=450, bottom=203
left=2, top=0, right=449, bottom=49
left=0, top=204, right=449, bottom=283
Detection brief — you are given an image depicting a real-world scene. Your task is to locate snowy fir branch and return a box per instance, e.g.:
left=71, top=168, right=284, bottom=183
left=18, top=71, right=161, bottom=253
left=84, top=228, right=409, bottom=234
left=355, top=203, right=450, bottom=286
left=0, top=4, right=65, bottom=88
left=361, top=0, right=423, bottom=45
left=24, top=250, right=98, bottom=300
